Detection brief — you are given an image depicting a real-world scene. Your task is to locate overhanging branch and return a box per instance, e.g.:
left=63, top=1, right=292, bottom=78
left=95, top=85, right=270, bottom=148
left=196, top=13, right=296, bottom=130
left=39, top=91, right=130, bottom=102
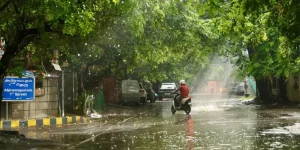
left=20, top=22, right=61, bottom=36
left=0, top=1, right=11, bottom=12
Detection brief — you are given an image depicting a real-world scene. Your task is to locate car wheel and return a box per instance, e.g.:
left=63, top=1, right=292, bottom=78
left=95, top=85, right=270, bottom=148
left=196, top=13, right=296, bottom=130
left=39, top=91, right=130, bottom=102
left=159, top=96, right=163, bottom=101
left=140, top=97, right=146, bottom=105
left=150, top=94, right=155, bottom=103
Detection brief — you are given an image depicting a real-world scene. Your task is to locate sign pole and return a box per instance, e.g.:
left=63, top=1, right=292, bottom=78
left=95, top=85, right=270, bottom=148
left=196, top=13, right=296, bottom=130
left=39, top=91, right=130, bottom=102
left=73, top=72, right=75, bottom=112
left=2, top=72, right=35, bottom=120
left=28, top=101, right=30, bottom=119
left=5, top=102, right=8, bottom=120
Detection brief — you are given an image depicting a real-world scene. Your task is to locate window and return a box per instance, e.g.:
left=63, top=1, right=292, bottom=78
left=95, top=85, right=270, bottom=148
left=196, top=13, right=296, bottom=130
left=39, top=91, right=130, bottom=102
left=160, top=83, right=176, bottom=89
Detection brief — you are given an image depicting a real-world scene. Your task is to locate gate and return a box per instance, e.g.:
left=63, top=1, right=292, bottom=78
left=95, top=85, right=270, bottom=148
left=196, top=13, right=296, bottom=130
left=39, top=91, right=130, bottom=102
left=103, top=77, right=119, bottom=104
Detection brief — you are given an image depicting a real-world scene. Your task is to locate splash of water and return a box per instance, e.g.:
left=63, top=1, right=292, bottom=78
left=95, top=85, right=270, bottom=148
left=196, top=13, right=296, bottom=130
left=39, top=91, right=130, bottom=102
left=190, top=55, right=236, bottom=112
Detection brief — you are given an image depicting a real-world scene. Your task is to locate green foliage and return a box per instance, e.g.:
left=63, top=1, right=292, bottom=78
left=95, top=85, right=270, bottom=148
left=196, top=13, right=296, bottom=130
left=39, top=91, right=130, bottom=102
left=122, top=0, right=219, bottom=82
left=1, top=0, right=268, bottom=88
left=74, top=92, right=86, bottom=111
left=0, top=0, right=122, bottom=76
left=57, top=0, right=220, bottom=83
left=204, top=0, right=300, bottom=80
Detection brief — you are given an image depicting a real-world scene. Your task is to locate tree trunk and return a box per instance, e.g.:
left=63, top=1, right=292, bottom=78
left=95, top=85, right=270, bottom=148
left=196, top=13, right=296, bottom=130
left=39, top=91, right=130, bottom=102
left=278, top=76, right=289, bottom=104
left=247, top=45, right=278, bottom=104
left=256, top=77, right=275, bottom=104
left=0, top=29, right=40, bottom=119
left=0, top=34, right=23, bottom=119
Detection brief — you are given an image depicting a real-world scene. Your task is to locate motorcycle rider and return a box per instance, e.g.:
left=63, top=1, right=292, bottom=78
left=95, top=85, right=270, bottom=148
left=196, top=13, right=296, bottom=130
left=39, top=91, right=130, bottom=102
left=174, top=80, right=190, bottom=106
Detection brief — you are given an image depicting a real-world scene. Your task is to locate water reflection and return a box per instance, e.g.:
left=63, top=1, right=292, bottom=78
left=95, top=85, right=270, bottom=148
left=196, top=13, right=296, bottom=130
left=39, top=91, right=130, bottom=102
left=186, top=115, right=194, bottom=150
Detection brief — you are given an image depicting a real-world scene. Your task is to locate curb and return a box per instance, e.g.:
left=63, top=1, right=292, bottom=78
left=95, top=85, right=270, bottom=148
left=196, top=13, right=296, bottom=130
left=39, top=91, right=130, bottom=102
left=0, top=116, right=89, bottom=129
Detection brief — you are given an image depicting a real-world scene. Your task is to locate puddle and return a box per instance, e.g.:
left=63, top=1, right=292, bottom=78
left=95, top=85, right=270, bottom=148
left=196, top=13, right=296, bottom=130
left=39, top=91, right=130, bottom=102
left=261, top=128, right=291, bottom=135
left=192, top=105, right=224, bottom=112
left=262, top=123, right=300, bottom=135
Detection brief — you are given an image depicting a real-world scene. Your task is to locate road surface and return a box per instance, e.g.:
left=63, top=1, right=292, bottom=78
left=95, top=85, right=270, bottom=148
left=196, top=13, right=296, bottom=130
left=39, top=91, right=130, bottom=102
left=3, top=94, right=300, bottom=149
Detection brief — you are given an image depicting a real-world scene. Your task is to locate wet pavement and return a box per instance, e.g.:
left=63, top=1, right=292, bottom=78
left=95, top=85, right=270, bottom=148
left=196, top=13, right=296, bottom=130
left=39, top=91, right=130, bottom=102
left=3, top=94, right=300, bottom=149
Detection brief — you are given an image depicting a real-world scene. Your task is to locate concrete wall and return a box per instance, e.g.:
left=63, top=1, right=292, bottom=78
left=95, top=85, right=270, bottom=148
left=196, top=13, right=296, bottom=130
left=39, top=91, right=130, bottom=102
left=286, top=75, right=300, bottom=103
left=11, top=77, right=59, bottom=119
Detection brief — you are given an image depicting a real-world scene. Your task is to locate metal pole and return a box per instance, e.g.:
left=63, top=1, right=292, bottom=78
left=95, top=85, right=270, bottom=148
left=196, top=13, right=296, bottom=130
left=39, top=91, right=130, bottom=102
left=5, top=102, right=8, bottom=120
left=72, top=72, right=75, bottom=111
left=62, top=70, right=65, bottom=117
left=28, top=102, right=30, bottom=119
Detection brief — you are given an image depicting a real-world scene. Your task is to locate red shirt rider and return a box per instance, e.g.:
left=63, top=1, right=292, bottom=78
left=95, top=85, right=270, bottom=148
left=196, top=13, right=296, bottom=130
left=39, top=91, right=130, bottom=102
left=175, top=83, right=189, bottom=98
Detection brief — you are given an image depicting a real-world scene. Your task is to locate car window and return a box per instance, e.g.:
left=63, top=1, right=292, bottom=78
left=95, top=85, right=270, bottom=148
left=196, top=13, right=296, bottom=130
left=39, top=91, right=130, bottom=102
left=122, top=80, right=139, bottom=89
left=162, top=83, right=174, bottom=85
left=160, top=83, right=176, bottom=89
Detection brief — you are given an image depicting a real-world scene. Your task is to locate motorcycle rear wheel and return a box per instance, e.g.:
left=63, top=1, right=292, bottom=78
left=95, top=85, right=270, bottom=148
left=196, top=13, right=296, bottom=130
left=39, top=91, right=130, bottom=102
left=171, top=105, right=176, bottom=114
left=184, top=105, right=191, bottom=115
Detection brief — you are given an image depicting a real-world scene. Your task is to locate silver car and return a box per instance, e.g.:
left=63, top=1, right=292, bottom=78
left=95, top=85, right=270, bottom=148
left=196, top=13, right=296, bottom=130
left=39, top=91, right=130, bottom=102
left=158, top=82, right=177, bottom=100
left=120, top=80, right=140, bottom=104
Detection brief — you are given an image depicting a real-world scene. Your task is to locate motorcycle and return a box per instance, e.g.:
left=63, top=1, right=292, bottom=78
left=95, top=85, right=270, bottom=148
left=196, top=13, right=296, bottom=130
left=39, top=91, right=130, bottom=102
left=171, top=93, right=192, bottom=115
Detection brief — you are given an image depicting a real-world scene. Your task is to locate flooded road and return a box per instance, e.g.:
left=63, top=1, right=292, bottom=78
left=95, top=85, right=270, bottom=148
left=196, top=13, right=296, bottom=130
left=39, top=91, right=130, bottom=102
left=6, top=95, right=300, bottom=149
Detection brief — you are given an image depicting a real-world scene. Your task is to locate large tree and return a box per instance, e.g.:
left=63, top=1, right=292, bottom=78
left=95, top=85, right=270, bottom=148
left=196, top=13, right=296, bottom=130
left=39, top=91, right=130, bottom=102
left=203, top=0, right=300, bottom=103
left=59, top=0, right=219, bottom=84
left=0, top=0, right=137, bottom=118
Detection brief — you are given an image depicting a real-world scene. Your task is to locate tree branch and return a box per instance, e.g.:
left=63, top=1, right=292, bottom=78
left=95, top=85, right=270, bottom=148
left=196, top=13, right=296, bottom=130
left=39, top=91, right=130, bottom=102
left=20, top=23, right=60, bottom=36
left=13, top=3, right=20, bottom=14
left=0, top=20, right=65, bottom=77
left=0, top=0, right=11, bottom=12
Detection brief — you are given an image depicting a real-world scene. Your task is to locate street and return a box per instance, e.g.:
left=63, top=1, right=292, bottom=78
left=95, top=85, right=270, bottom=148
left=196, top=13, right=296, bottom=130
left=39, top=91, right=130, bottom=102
left=4, top=95, right=300, bottom=149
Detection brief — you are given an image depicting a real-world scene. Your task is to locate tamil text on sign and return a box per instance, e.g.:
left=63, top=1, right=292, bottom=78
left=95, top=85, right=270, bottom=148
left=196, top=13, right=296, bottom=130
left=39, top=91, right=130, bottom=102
left=2, top=77, right=35, bottom=101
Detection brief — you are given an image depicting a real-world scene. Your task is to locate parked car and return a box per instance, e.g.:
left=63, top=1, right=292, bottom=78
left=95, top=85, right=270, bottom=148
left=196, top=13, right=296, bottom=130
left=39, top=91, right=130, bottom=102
left=120, top=80, right=140, bottom=104
left=139, top=83, right=147, bottom=104
left=158, top=82, right=177, bottom=100
left=227, top=81, right=244, bottom=97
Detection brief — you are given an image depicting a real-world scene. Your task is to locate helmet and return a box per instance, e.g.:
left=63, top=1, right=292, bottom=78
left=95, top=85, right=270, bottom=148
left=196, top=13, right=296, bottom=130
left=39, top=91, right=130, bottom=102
left=179, top=80, right=186, bottom=85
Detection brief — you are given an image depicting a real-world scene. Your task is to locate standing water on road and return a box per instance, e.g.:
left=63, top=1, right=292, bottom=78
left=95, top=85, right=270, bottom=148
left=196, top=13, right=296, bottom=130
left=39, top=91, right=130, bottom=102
left=11, top=96, right=300, bottom=150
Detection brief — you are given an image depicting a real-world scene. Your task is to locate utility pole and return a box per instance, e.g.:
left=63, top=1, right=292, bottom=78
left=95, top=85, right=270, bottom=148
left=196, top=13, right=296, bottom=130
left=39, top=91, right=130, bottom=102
left=62, top=69, right=65, bottom=117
